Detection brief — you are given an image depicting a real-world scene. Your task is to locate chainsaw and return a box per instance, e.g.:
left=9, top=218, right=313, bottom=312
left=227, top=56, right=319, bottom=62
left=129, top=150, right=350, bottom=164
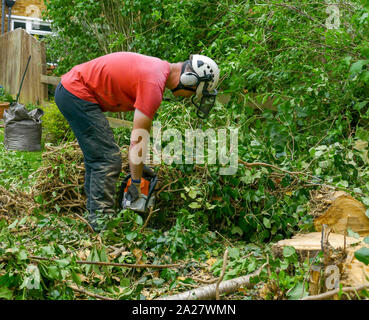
left=118, top=165, right=158, bottom=213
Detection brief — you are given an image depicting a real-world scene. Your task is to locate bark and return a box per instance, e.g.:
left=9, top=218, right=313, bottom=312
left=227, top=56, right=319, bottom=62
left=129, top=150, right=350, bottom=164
left=157, top=263, right=266, bottom=300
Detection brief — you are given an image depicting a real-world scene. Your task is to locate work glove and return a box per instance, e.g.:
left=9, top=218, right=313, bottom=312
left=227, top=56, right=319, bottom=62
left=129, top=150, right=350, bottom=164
left=123, top=177, right=152, bottom=213
left=125, top=183, right=140, bottom=202
left=119, top=166, right=158, bottom=213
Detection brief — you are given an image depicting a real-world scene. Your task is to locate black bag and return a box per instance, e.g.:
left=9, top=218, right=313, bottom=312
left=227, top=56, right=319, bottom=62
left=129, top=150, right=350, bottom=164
left=3, top=103, right=44, bottom=151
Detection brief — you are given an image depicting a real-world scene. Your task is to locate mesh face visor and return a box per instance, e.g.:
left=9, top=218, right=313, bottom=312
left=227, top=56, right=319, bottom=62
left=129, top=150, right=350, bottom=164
left=191, top=82, right=217, bottom=119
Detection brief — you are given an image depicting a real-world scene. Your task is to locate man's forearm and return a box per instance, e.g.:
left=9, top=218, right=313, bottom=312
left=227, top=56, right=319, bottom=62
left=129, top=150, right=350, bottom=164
left=129, top=146, right=143, bottom=181
left=129, top=108, right=152, bottom=181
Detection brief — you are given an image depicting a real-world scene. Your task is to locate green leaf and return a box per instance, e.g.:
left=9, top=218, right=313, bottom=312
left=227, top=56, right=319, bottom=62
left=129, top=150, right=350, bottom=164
left=126, top=232, right=137, bottom=241
left=135, top=215, right=143, bottom=226
left=18, top=250, right=28, bottom=261
left=349, top=60, right=369, bottom=76
left=360, top=71, right=369, bottom=83
left=287, top=282, right=308, bottom=300
left=283, top=246, right=296, bottom=258
left=263, top=217, right=271, bottom=229
left=354, top=101, right=368, bottom=111
left=363, top=198, right=369, bottom=206
left=347, top=228, right=360, bottom=239
left=7, top=219, right=18, bottom=230
left=363, top=237, right=369, bottom=244
left=188, top=189, right=198, bottom=199
left=247, top=260, right=257, bottom=273
left=55, top=258, right=70, bottom=268
left=71, top=269, right=82, bottom=285
left=34, top=195, right=43, bottom=204
left=231, top=226, right=243, bottom=236
left=189, top=202, right=201, bottom=209
left=228, top=247, right=240, bottom=259
left=40, top=246, right=55, bottom=257
left=354, top=247, right=369, bottom=265
left=153, top=278, right=165, bottom=287
left=0, top=287, right=13, bottom=299
left=20, top=265, right=41, bottom=290
left=47, top=266, right=60, bottom=280
left=120, top=278, right=130, bottom=287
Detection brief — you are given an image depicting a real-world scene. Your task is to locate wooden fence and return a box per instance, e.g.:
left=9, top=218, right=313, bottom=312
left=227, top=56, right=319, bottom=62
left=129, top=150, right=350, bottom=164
left=0, top=28, right=57, bottom=105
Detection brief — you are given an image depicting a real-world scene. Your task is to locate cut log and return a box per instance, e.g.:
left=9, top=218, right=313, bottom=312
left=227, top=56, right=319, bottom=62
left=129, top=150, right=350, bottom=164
left=308, top=188, right=369, bottom=236
left=273, top=232, right=360, bottom=255
left=313, top=194, right=369, bottom=236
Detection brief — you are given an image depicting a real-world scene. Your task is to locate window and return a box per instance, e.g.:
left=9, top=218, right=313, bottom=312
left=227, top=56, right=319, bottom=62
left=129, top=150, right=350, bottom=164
left=9, top=15, right=53, bottom=37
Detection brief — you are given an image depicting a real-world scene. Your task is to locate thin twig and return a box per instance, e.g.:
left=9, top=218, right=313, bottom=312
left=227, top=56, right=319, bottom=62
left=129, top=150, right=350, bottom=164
left=216, top=248, right=229, bottom=300
left=192, top=277, right=219, bottom=284
left=72, top=212, right=95, bottom=233
left=238, top=159, right=303, bottom=176
left=301, top=284, right=369, bottom=300
left=68, top=283, right=115, bottom=300
left=141, top=207, right=159, bottom=231
left=156, top=179, right=179, bottom=197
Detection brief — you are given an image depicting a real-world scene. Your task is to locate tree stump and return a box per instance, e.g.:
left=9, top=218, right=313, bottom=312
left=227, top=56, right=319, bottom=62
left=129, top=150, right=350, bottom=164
left=273, top=232, right=369, bottom=296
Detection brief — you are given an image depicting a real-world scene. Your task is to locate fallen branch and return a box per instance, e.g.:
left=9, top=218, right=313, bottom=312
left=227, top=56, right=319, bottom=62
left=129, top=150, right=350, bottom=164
left=301, top=284, right=369, bottom=300
left=157, top=263, right=267, bottom=300
left=216, top=248, right=229, bottom=300
left=28, top=255, right=180, bottom=269
left=238, top=159, right=303, bottom=176
left=68, top=283, right=115, bottom=300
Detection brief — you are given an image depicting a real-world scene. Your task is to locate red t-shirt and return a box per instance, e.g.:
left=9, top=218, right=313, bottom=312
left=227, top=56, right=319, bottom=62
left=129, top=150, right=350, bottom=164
left=61, top=52, right=170, bottom=119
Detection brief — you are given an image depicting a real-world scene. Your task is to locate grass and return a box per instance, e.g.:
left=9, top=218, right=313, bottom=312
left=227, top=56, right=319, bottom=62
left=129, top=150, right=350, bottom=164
left=0, top=126, right=43, bottom=191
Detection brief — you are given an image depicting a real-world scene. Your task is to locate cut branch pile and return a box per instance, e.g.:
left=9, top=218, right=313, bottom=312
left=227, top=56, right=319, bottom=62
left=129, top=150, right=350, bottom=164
left=27, top=141, right=192, bottom=215
left=0, top=185, right=36, bottom=218
left=31, top=142, right=87, bottom=213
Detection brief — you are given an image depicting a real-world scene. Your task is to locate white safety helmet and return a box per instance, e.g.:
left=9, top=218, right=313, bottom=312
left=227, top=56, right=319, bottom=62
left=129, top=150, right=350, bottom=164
left=190, top=54, right=220, bottom=97
left=171, top=54, right=220, bottom=118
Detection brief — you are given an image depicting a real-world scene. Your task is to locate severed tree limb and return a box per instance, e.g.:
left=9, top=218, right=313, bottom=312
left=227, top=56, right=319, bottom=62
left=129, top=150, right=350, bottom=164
left=216, top=248, right=229, bottom=300
left=301, top=284, right=369, bottom=300
left=157, top=263, right=267, bottom=300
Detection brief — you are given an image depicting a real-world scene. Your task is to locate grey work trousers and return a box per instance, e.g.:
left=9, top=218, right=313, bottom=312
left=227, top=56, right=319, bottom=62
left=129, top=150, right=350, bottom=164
left=55, top=83, right=122, bottom=218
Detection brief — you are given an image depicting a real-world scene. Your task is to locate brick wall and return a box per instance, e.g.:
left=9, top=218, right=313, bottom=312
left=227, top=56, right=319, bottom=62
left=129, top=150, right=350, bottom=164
left=1, top=0, right=46, bottom=33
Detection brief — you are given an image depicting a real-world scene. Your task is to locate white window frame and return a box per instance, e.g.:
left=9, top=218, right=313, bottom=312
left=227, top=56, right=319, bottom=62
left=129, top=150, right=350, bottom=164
left=9, top=14, right=53, bottom=36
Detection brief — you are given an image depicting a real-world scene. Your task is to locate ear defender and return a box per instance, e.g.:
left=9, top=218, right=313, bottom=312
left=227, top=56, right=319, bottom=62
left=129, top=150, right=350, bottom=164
left=180, top=72, right=199, bottom=86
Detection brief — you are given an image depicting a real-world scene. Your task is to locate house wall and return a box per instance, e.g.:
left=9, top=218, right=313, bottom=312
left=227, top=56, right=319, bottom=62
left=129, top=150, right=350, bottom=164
left=1, top=0, right=46, bottom=33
